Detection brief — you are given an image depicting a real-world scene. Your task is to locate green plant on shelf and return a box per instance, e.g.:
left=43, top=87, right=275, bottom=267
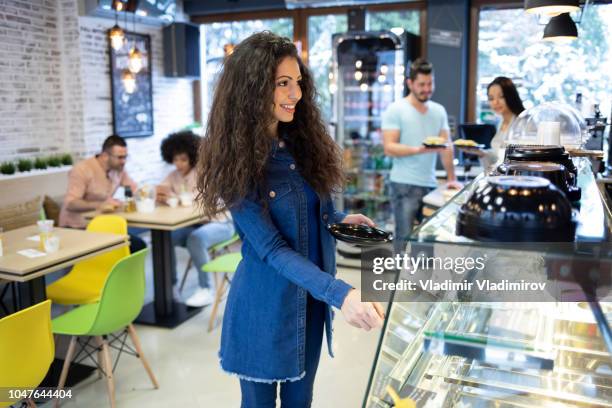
left=60, top=153, right=73, bottom=165
left=17, top=158, right=33, bottom=172
left=0, top=161, right=16, bottom=175
left=47, top=156, right=62, bottom=167
left=34, top=157, right=48, bottom=170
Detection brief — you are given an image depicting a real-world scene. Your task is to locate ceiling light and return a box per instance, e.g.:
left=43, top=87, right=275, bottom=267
left=543, top=13, right=578, bottom=41
left=525, top=0, right=579, bottom=16
left=121, top=69, right=136, bottom=94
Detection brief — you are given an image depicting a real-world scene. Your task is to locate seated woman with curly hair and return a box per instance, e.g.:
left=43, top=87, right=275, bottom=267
left=158, top=130, right=235, bottom=307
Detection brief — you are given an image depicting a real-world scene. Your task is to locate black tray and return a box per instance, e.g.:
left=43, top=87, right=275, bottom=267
left=326, top=223, right=393, bottom=246
left=423, top=143, right=450, bottom=149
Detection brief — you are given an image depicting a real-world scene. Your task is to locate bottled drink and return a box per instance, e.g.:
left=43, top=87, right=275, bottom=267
left=124, top=185, right=136, bottom=213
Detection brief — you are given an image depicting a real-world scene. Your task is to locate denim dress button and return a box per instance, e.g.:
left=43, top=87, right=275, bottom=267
left=322, top=213, right=329, bottom=221
left=269, top=191, right=276, bottom=198
left=279, top=141, right=285, bottom=148
left=289, top=163, right=296, bottom=170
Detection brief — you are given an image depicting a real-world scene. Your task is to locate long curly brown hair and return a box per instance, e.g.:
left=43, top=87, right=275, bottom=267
left=196, top=31, right=344, bottom=217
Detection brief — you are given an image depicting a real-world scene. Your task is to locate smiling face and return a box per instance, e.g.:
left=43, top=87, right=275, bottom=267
left=407, top=73, right=434, bottom=103
left=488, top=84, right=509, bottom=116
left=272, top=56, right=302, bottom=124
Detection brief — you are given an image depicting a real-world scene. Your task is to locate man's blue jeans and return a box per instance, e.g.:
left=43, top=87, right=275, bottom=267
left=390, top=182, right=434, bottom=254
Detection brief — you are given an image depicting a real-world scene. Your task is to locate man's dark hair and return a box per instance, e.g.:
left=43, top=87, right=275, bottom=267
left=409, top=58, right=433, bottom=81
left=160, top=130, right=200, bottom=167
left=102, top=134, right=127, bottom=152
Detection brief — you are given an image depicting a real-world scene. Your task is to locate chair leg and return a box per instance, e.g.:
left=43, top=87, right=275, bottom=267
left=98, top=336, right=116, bottom=408
left=208, top=273, right=227, bottom=332
left=179, top=257, right=193, bottom=293
left=95, top=337, right=104, bottom=379
left=127, top=324, right=159, bottom=389
left=55, top=336, right=77, bottom=408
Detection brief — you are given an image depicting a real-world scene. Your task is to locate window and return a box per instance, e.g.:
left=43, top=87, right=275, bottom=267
left=200, top=19, right=294, bottom=124
left=308, top=9, right=420, bottom=122
left=308, top=14, right=348, bottom=122
left=476, top=5, right=612, bottom=122
left=367, top=10, right=420, bottom=35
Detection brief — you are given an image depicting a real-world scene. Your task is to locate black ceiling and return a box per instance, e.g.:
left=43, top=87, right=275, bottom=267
left=183, top=0, right=287, bottom=16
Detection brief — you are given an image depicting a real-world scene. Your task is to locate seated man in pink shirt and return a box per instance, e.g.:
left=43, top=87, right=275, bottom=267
left=59, top=135, right=146, bottom=253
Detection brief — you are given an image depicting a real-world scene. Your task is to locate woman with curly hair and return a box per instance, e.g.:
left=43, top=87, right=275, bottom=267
left=158, top=130, right=235, bottom=306
left=196, top=31, right=384, bottom=407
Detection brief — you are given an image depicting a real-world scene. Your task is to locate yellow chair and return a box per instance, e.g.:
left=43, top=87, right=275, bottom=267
left=47, top=215, right=130, bottom=305
left=0, top=300, right=54, bottom=407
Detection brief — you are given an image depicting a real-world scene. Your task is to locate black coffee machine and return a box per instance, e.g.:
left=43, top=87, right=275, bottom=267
left=584, top=103, right=608, bottom=151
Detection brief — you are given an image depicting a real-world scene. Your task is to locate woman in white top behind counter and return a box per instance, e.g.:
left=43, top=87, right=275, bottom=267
left=461, top=77, right=525, bottom=171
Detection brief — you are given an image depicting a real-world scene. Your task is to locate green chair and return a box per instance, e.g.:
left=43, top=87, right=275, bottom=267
left=202, top=251, right=242, bottom=332
left=178, top=233, right=240, bottom=293
left=51, top=249, right=158, bottom=408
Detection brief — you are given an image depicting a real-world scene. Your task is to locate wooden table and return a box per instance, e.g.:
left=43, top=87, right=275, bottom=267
left=0, top=225, right=129, bottom=391
left=0, top=225, right=128, bottom=309
left=85, top=205, right=206, bottom=328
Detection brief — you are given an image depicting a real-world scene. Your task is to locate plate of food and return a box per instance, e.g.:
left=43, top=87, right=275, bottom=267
left=422, top=136, right=449, bottom=148
left=454, top=139, right=485, bottom=150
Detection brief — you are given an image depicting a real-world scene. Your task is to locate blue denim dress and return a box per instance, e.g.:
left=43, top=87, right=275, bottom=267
left=219, top=140, right=352, bottom=383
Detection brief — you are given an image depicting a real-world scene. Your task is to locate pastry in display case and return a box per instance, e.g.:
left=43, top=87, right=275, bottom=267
left=364, top=154, right=612, bottom=407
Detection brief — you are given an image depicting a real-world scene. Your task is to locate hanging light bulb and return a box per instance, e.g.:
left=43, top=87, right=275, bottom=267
left=112, top=0, right=125, bottom=12
left=109, top=25, right=125, bottom=50
left=109, top=1, right=125, bottom=50
left=128, top=47, right=143, bottom=73
left=121, top=69, right=136, bottom=94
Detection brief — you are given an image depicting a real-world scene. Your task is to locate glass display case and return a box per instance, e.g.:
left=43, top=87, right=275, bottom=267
left=364, top=157, right=612, bottom=408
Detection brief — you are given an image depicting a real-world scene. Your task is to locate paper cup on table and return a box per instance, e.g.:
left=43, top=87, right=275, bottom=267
left=179, top=193, right=193, bottom=207
left=537, top=121, right=561, bottom=145
left=37, top=220, right=54, bottom=250
left=37, top=220, right=54, bottom=233
left=43, top=234, right=60, bottom=253
left=136, top=198, right=155, bottom=213
left=167, top=197, right=179, bottom=208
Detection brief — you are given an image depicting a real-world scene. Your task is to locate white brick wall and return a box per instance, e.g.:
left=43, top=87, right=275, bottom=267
left=0, top=0, right=195, bottom=186
left=0, top=0, right=66, bottom=158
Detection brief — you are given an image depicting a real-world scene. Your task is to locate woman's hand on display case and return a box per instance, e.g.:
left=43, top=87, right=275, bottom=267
left=341, top=213, right=375, bottom=227
left=340, top=289, right=384, bottom=331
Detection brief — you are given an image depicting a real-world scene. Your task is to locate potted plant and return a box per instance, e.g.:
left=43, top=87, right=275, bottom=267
left=17, top=158, right=33, bottom=172
left=34, top=157, right=48, bottom=170
left=60, top=153, right=73, bottom=166
left=47, top=156, right=62, bottom=168
left=0, top=162, right=16, bottom=175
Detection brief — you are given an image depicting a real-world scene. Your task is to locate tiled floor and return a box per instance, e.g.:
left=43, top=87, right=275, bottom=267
left=43, top=242, right=383, bottom=407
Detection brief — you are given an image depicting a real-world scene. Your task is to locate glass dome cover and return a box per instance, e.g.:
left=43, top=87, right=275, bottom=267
left=506, top=102, right=585, bottom=149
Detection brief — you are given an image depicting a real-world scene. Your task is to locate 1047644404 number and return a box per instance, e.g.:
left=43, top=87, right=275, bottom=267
left=1, top=388, right=72, bottom=402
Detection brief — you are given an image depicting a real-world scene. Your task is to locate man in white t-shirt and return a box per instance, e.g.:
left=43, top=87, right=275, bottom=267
left=382, top=58, right=462, bottom=253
